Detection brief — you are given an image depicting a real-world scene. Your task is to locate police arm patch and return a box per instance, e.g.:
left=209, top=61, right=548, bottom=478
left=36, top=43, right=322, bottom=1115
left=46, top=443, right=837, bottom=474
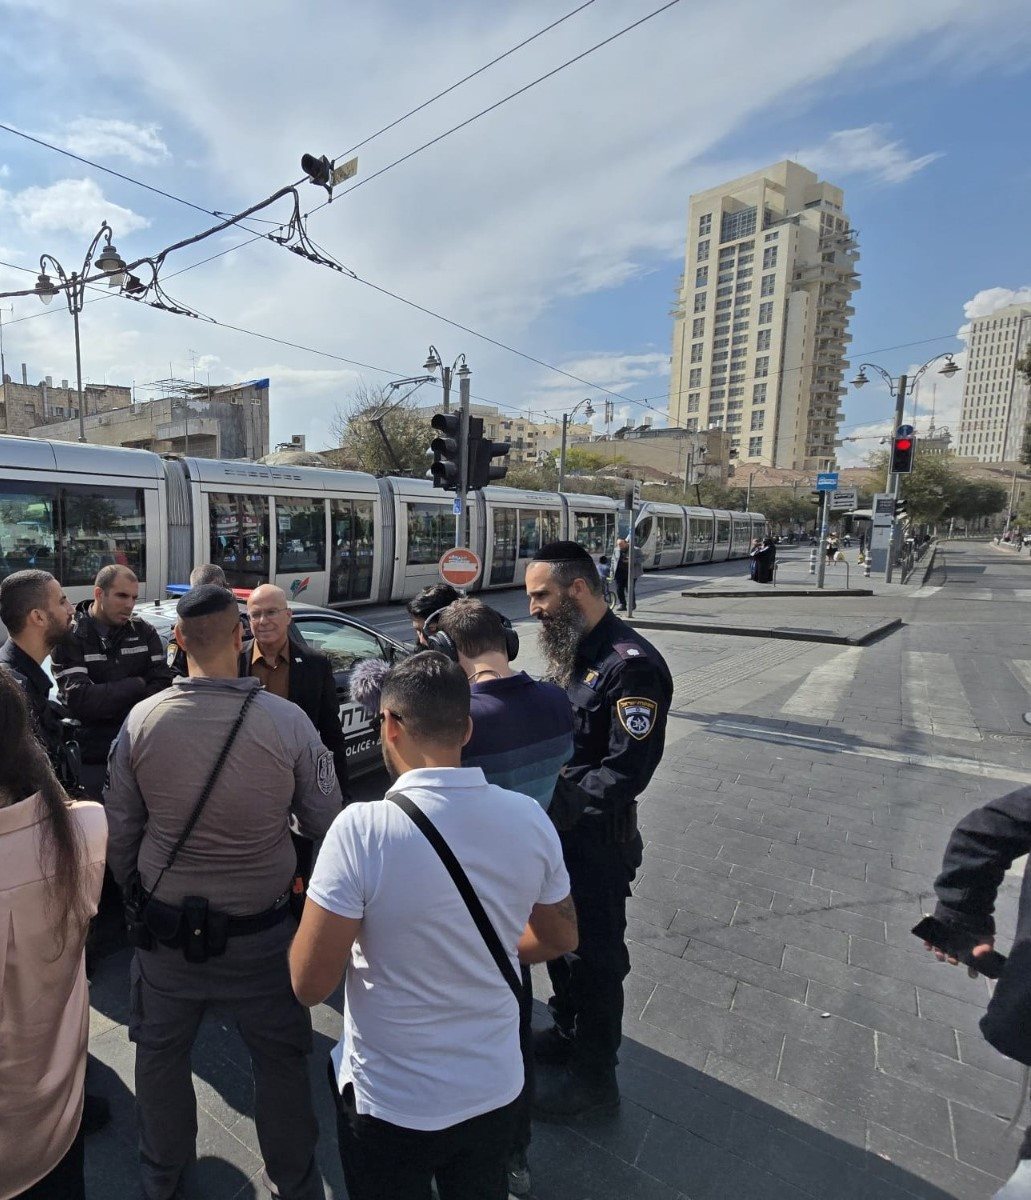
left=617, top=696, right=657, bottom=740
left=316, top=749, right=337, bottom=795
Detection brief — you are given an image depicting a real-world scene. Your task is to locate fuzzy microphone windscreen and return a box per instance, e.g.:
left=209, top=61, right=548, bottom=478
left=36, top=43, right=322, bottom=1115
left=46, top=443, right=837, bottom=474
left=350, top=657, right=393, bottom=718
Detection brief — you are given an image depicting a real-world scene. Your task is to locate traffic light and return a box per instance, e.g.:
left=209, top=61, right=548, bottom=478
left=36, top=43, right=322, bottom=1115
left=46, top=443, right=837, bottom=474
left=894, top=496, right=909, bottom=523
left=429, top=412, right=462, bottom=490
left=468, top=430, right=510, bottom=490
left=890, top=433, right=916, bottom=474
left=300, top=153, right=333, bottom=189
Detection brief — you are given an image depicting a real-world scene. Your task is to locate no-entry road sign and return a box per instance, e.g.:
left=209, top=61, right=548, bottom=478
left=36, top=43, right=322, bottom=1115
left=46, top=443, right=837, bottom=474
left=438, top=547, right=482, bottom=588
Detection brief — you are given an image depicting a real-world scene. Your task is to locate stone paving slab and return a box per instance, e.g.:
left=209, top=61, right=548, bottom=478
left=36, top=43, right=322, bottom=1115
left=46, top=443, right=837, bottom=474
left=629, top=611, right=902, bottom=645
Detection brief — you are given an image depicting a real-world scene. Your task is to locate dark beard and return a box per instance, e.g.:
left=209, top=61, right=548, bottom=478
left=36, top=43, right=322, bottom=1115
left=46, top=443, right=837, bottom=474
left=537, top=597, right=587, bottom=688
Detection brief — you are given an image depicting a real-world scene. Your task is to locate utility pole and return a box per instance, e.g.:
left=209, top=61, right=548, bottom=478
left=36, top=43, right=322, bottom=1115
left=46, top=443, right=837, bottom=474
left=456, top=367, right=471, bottom=549
left=1002, top=469, right=1019, bottom=540
left=0, top=304, right=12, bottom=384
left=884, top=373, right=908, bottom=583
left=815, top=490, right=830, bottom=589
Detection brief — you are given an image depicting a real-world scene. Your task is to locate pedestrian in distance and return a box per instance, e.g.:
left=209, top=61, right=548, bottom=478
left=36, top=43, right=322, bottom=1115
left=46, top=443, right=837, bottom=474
left=525, top=541, right=673, bottom=1122
left=50, top=565, right=173, bottom=797
left=612, top=537, right=641, bottom=611
left=922, top=785, right=1031, bottom=1199
left=751, top=536, right=776, bottom=585
left=0, top=670, right=107, bottom=1200
left=189, top=562, right=230, bottom=588
left=597, top=555, right=613, bottom=606
left=104, top=584, right=342, bottom=1200
left=406, top=582, right=461, bottom=647
left=290, top=651, right=577, bottom=1200
left=431, top=597, right=575, bottom=1196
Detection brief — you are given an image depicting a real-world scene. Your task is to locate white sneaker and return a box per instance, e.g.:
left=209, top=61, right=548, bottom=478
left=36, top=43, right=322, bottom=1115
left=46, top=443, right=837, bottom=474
left=995, top=1160, right=1031, bottom=1198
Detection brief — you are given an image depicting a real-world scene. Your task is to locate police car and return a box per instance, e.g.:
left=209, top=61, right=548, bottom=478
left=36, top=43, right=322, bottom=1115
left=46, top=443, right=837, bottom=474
left=134, top=592, right=410, bottom=776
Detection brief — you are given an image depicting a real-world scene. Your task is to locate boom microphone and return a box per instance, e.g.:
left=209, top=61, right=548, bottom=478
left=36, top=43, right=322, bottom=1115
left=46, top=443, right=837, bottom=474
left=350, top=657, right=393, bottom=718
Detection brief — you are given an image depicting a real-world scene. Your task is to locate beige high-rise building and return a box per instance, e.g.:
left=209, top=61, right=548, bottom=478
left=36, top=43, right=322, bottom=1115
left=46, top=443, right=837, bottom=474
left=955, top=303, right=1031, bottom=462
left=668, top=160, right=859, bottom=471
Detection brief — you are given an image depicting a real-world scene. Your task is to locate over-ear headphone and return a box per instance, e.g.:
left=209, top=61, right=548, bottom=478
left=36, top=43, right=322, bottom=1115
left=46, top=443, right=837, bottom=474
left=424, top=606, right=519, bottom=663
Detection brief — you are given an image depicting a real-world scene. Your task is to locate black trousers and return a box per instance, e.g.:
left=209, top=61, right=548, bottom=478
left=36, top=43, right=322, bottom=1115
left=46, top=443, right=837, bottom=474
left=514, top=963, right=534, bottom=1155
left=329, top=1066, right=518, bottom=1200
left=12, top=1121, right=84, bottom=1200
left=546, top=820, right=642, bottom=1081
left=614, top=575, right=627, bottom=607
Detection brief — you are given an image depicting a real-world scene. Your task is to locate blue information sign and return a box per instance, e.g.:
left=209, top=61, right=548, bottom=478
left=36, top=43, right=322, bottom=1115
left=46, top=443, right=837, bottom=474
left=452, top=497, right=463, bottom=515
left=816, top=471, right=839, bottom=492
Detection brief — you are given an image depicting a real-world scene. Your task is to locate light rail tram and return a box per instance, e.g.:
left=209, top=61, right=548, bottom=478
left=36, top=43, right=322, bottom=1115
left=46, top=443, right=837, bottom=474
left=0, top=435, right=767, bottom=608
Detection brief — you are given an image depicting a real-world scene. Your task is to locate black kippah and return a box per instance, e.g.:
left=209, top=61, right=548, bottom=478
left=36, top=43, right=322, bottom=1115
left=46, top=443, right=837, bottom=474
left=533, top=540, right=596, bottom=565
left=176, top=583, right=237, bottom=619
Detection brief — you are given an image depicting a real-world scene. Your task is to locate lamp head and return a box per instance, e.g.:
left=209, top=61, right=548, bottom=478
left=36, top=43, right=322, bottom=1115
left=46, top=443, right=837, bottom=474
left=455, top=361, right=470, bottom=379
left=423, top=347, right=441, bottom=375
left=35, top=272, right=57, bottom=305
left=939, top=357, right=960, bottom=380
left=851, top=369, right=869, bottom=389
left=95, top=241, right=126, bottom=289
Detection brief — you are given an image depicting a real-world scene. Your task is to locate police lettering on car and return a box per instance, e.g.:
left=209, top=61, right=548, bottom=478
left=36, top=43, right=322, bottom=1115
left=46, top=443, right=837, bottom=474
left=525, top=541, right=672, bottom=1123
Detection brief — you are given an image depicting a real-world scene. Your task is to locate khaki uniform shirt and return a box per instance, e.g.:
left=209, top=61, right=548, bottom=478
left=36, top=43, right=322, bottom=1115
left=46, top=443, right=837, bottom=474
left=103, top=676, right=342, bottom=916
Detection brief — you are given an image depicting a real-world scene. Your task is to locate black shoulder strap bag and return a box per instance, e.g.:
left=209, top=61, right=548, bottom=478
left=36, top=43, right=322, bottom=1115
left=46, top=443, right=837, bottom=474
left=387, top=791, right=523, bottom=1005
left=124, top=687, right=259, bottom=958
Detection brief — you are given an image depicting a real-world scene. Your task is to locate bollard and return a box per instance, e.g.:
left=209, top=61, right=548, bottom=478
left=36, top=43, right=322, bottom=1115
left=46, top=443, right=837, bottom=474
left=863, top=556, right=871, bottom=578
left=808, top=543, right=817, bottom=575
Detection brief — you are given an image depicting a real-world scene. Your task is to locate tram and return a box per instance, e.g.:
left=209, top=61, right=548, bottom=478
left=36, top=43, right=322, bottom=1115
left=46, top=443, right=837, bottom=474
left=0, top=436, right=767, bottom=607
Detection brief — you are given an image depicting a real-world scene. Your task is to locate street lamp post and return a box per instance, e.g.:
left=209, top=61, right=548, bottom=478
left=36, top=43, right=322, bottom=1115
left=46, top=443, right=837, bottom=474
left=424, top=348, right=471, bottom=546
left=851, top=353, right=960, bottom=582
left=34, top=223, right=127, bottom=443
left=558, top=399, right=595, bottom=492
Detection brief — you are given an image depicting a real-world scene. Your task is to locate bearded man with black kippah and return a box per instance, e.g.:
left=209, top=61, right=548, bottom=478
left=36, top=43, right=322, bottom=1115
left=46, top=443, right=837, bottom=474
left=525, top=541, right=673, bottom=1122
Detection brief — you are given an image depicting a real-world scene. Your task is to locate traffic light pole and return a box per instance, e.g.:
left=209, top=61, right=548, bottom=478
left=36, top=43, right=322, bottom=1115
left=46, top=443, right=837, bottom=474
left=884, top=373, right=907, bottom=584
left=455, top=369, right=471, bottom=548
left=815, top=490, right=830, bottom=590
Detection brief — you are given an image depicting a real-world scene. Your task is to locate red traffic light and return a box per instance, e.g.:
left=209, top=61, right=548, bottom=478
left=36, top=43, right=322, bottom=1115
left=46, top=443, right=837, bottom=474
left=896, top=438, right=913, bottom=452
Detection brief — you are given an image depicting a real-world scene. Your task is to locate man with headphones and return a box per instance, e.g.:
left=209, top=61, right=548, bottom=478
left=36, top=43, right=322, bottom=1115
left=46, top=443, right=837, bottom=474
left=429, top=598, right=574, bottom=1197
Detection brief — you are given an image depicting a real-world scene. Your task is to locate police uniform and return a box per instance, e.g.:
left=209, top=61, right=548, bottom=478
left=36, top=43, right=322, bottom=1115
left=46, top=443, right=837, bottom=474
left=543, top=608, right=672, bottom=1100
left=103, top=586, right=341, bottom=1200
left=0, top=637, right=79, bottom=787
left=50, top=600, right=173, bottom=793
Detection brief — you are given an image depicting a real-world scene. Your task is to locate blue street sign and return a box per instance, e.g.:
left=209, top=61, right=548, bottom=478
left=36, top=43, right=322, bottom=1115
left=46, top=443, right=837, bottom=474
left=897, top=424, right=914, bottom=437
left=816, top=471, right=839, bottom=492
left=452, top=497, right=463, bottom=515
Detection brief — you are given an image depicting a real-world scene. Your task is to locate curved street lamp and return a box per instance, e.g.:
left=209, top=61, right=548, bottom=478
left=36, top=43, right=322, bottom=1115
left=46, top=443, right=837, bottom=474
left=423, top=345, right=469, bottom=414
left=34, top=223, right=127, bottom=442
left=558, top=397, right=596, bottom=492
left=849, top=351, right=961, bottom=581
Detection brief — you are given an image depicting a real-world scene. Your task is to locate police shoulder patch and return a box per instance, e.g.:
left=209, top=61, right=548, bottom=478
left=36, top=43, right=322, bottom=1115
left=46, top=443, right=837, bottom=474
left=616, top=696, right=657, bottom=740
left=316, top=749, right=337, bottom=795
left=613, top=641, right=643, bottom=661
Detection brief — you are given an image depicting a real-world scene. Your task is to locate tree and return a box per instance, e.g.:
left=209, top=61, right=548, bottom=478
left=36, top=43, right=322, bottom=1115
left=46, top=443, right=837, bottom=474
left=867, top=449, right=1010, bottom=526
left=328, top=382, right=432, bottom=476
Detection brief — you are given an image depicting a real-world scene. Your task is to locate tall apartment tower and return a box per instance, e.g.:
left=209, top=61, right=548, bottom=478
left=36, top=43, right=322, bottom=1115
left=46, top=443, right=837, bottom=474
left=955, top=303, right=1031, bottom=462
left=669, top=161, right=859, bottom=471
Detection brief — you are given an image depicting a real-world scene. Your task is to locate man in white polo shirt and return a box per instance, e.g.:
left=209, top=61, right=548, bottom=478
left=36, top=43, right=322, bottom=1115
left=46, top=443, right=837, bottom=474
left=289, top=651, right=577, bottom=1200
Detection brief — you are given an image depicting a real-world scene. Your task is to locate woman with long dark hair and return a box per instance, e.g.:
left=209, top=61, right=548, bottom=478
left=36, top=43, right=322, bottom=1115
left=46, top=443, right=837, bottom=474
left=0, top=670, right=107, bottom=1200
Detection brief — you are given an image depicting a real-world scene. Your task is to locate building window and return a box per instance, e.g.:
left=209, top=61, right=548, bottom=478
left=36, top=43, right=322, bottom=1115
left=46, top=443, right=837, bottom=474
left=712, top=350, right=728, bottom=362
left=697, top=239, right=709, bottom=261
left=756, top=329, right=771, bottom=351
left=720, top=207, right=757, bottom=242
left=710, top=388, right=726, bottom=400
left=760, top=274, right=776, bottom=297
left=687, top=394, right=700, bottom=413
left=750, top=411, right=765, bottom=431
left=694, top=292, right=707, bottom=313
left=765, top=230, right=778, bottom=241
left=755, top=357, right=769, bottom=378
left=690, top=343, right=703, bottom=363
left=748, top=436, right=763, bottom=455
left=686, top=417, right=699, bottom=432
left=695, top=266, right=708, bottom=288
left=698, top=213, right=712, bottom=236
left=716, top=299, right=732, bottom=311
left=762, top=246, right=778, bottom=269
left=689, top=368, right=702, bottom=387
left=717, top=284, right=733, bottom=298
left=692, top=317, right=704, bottom=337
left=758, top=301, right=774, bottom=324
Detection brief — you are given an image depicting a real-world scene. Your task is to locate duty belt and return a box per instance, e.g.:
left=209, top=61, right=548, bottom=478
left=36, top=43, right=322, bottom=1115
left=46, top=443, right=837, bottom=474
left=145, top=889, right=290, bottom=946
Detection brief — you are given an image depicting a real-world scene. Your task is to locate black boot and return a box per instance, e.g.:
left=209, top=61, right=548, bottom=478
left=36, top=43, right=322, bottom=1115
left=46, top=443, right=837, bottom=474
left=531, top=1024, right=574, bottom=1066
left=532, top=1067, right=619, bottom=1123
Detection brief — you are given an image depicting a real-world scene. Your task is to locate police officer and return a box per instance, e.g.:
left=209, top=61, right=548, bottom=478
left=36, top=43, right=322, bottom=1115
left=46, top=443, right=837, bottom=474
left=0, top=569, right=75, bottom=767
left=51, top=565, right=174, bottom=794
left=104, top=584, right=342, bottom=1200
left=525, top=541, right=672, bottom=1121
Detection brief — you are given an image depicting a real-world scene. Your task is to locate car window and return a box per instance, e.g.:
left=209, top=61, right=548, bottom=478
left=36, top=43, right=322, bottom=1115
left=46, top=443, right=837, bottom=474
left=293, top=618, right=389, bottom=673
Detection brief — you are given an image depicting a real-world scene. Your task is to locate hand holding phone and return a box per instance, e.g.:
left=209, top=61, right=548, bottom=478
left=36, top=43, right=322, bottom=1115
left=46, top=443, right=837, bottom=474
left=912, top=915, right=1007, bottom=979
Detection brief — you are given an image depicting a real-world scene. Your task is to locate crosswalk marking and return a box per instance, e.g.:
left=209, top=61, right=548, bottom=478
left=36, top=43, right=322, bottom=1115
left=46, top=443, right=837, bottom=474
left=781, top=647, right=863, bottom=718
left=1011, top=661, right=1031, bottom=693
left=903, top=651, right=982, bottom=742
left=910, top=586, right=942, bottom=599
left=1016, top=591, right=1031, bottom=603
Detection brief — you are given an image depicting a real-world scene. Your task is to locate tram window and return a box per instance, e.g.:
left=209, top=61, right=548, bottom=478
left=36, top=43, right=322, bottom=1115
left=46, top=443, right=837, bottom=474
left=330, top=499, right=375, bottom=603
left=517, top=508, right=559, bottom=557
left=715, top=520, right=731, bottom=545
left=275, top=496, right=326, bottom=574
left=574, top=511, right=615, bottom=555
left=634, top=516, right=653, bottom=547
left=406, top=503, right=455, bottom=565
left=62, top=485, right=146, bottom=585
left=0, top=483, right=57, bottom=578
left=491, top=509, right=518, bottom=585
left=659, top=516, right=684, bottom=548
left=689, top=517, right=713, bottom=547
left=208, top=492, right=271, bottom=588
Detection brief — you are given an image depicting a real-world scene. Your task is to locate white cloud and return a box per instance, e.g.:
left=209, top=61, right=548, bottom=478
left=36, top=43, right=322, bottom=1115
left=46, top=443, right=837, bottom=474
left=0, top=164, right=9, bottom=177
left=793, top=124, right=942, bottom=185
left=963, top=286, right=1031, bottom=321
left=46, top=117, right=170, bottom=165
left=0, top=177, right=150, bottom=237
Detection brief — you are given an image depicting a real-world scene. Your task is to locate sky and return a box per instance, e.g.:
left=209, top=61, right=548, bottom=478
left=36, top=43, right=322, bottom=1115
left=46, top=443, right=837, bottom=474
left=0, top=0, right=1029, bottom=465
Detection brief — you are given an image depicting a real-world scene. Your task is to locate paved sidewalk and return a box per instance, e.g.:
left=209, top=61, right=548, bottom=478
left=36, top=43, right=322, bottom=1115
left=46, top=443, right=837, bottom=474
left=84, top=541, right=1031, bottom=1199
